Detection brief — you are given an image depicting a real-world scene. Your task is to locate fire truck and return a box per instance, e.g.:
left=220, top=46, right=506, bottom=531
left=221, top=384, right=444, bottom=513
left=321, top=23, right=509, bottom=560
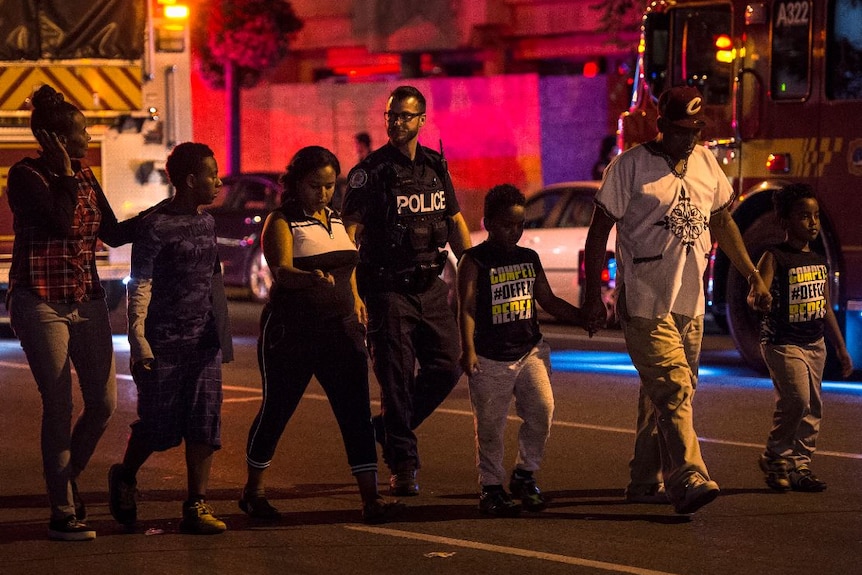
left=620, top=0, right=862, bottom=375
left=0, top=0, right=192, bottom=312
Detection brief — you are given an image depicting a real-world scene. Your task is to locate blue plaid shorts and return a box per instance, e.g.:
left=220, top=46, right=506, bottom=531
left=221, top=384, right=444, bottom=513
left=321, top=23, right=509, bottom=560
left=132, top=345, right=223, bottom=451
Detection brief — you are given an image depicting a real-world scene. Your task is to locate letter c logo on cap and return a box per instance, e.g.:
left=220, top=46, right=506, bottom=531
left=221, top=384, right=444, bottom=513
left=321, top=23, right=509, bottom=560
left=686, top=97, right=703, bottom=116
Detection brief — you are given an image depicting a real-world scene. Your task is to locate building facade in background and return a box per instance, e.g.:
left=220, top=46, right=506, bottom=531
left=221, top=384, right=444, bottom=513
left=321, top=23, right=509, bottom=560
left=190, top=0, right=640, bottom=223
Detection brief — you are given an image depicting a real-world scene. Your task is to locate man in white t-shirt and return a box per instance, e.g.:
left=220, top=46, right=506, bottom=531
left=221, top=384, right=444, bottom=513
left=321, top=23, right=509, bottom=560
left=583, top=86, right=772, bottom=515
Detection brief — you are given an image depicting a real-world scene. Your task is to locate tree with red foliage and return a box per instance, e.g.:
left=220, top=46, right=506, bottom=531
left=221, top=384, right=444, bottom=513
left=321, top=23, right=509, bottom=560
left=194, top=0, right=303, bottom=173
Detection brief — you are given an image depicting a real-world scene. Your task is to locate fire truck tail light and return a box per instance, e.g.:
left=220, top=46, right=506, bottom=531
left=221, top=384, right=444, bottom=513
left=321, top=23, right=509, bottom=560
left=714, top=34, right=735, bottom=63
left=714, top=34, right=732, bottom=49
left=164, top=5, right=189, bottom=19
left=153, top=0, right=188, bottom=52
left=715, top=49, right=735, bottom=64
left=153, top=1, right=189, bottom=20
left=766, top=153, right=791, bottom=173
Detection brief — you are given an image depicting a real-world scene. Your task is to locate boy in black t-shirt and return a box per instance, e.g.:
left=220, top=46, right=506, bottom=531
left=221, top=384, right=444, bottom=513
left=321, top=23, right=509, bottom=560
left=755, top=184, right=853, bottom=492
left=457, top=184, right=585, bottom=516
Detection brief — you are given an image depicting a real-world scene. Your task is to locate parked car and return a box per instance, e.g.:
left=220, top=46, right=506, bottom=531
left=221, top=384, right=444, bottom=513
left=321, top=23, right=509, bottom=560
left=453, top=181, right=617, bottom=321
left=208, top=172, right=280, bottom=302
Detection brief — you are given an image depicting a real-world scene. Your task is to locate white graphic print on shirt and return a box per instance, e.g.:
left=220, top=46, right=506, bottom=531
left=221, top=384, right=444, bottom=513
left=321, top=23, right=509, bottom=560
left=489, top=263, right=537, bottom=324
left=787, top=263, right=827, bottom=323
left=653, top=186, right=709, bottom=254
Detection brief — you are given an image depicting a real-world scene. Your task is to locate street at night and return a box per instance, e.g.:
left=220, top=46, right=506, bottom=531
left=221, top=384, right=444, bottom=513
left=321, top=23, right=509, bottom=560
left=1, top=300, right=860, bottom=574
left=2, top=0, right=861, bottom=573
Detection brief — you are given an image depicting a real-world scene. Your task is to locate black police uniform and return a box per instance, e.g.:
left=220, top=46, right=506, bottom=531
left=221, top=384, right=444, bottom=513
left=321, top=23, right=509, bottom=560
left=342, top=142, right=462, bottom=475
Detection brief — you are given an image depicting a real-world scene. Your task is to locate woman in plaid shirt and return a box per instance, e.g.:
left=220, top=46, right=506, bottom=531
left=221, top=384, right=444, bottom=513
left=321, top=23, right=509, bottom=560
left=6, top=85, right=138, bottom=541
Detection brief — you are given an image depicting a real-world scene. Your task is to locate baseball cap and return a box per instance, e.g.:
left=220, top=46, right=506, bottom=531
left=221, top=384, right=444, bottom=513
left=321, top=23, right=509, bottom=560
left=658, top=86, right=707, bottom=129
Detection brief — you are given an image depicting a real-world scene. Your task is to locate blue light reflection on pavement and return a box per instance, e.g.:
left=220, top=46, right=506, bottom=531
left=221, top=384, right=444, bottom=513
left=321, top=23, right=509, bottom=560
left=5, top=338, right=858, bottom=394
left=550, top=350, right=862, bottom=395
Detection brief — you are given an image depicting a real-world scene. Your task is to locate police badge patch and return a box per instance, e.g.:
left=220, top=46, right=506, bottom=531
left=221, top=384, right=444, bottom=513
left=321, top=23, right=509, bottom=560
left=349, top=169, right=368, bottom=188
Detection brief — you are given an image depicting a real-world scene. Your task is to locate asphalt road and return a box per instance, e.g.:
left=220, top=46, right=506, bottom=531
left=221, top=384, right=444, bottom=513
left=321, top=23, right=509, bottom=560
left=0, top=300, right=860, bottom=575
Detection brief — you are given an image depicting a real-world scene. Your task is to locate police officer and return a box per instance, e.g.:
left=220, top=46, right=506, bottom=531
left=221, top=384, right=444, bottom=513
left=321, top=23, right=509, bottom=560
left=342, top=85, right=471, bottom=496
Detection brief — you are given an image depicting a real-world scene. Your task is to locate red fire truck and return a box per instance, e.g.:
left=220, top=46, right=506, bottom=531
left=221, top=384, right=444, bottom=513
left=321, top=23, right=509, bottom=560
left=0, top=0, right=192, bottom=313
left=620, top=0, right=862, bottom=375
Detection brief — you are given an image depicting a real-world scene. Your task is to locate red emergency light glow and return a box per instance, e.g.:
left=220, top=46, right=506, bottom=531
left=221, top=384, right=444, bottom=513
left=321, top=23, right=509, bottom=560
left=766, top=153, right=791, bottom=173
left=332, top=64, right=401, bottom=77
left=583, top=61, right=599, bottom=78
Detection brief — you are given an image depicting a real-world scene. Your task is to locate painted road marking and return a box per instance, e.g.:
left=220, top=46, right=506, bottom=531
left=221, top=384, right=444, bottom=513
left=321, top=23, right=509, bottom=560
left=3, top=361, right=860, bottom=460
left=346, top=525, right=681, bottom=575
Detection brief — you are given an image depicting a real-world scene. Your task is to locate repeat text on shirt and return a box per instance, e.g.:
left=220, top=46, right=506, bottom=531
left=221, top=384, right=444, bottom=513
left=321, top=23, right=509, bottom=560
left=489, top=263, right=536, bottom=324
left=787, top=263, right=827, bottom=323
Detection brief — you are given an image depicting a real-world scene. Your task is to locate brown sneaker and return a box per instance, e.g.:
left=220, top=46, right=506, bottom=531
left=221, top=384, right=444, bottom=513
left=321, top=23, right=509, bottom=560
left=389, top=470, right=419, bottom=497
left=758, top=456, right=791, bottom=492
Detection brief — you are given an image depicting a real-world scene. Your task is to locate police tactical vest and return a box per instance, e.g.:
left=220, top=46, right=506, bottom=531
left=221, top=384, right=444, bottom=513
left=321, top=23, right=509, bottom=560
left=384, top=160, right=450, bottom=261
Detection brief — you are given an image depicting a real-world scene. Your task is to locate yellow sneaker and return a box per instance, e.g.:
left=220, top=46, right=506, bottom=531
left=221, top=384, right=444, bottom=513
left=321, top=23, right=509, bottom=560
left=180, top=500, right=226, bottom=535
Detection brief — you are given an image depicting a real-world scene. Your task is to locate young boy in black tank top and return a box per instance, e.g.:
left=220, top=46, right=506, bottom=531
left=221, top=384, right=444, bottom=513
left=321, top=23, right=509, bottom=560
left=755, top=184, right=853, bottom=492
left=457, top=184, right=585, bottom=516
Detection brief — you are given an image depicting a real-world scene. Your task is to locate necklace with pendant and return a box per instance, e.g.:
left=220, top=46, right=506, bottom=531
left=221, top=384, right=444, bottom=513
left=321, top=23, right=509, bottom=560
left=647, top=140, right=688, bottom=178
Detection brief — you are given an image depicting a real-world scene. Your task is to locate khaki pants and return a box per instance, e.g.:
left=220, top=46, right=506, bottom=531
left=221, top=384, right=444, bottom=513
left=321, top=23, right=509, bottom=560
left=622, top=312, right=711, bottom=498
left=761, top=339, right=825, bottom=468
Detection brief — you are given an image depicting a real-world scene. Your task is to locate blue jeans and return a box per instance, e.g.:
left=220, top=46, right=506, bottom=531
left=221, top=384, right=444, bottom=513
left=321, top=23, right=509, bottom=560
left=9, top=289, right=117, bottom=520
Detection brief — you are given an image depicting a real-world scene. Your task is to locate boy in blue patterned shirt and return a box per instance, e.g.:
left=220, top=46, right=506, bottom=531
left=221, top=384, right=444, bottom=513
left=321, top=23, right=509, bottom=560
left=108, top=143, right=231, bottom=534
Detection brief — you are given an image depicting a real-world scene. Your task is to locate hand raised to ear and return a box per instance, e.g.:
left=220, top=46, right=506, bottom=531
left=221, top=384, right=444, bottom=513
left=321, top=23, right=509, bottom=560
left=35, top=129, right=72, bottom=176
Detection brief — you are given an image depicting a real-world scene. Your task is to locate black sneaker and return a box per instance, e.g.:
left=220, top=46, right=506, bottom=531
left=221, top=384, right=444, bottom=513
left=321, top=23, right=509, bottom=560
left=180, top=500, right=227, bottom=535
left=238, top=492, right=281, bottom=520
left=71, top=480, right=86, bottom=521
left=479, top=488, right=521, bottom=517
left=389, top=470, right=419, bottom=497
left=509, top=471, right=548, bottom=512
left=361, top=497, right=406, bottom=524
left=789, top=465, right=827, bottom=492
left=48, top=515, right=95, bottom=541
left=108, top=463, right=138, bottom=526
left=758, top=456, right=791, bottom=492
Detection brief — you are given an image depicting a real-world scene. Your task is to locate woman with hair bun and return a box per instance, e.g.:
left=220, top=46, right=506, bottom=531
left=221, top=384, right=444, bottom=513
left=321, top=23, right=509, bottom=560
left=6, top=85, right=138, bottom=540
left=240, top=146, right=403, bottom=524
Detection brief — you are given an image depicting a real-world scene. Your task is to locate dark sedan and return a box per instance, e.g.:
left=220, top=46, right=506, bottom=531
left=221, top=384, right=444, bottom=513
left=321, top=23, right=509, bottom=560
left=208, top=172, right=280, bottom=301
